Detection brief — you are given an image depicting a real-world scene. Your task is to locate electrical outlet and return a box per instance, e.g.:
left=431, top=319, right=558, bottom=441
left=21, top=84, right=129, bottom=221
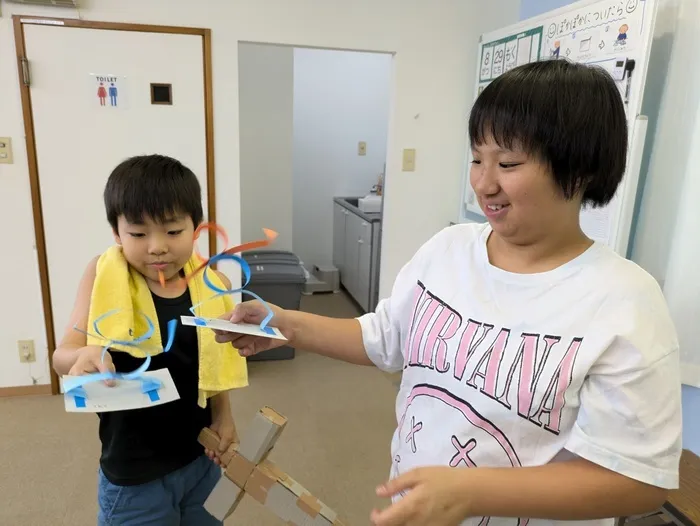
left=402, top=149, right=416, bottom=171
left=0, top=137, right=13, bottom=164
left=18, top=340, right=36, bottom=363
left=358, top=141, right=367, bottom=156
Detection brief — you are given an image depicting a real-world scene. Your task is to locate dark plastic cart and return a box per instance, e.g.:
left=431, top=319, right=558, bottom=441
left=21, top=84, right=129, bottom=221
left=242, top=251, right=305, bottom=361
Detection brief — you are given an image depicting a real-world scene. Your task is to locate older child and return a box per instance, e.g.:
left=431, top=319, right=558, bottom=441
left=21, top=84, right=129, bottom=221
left=215, top=60, right=682, bottom=526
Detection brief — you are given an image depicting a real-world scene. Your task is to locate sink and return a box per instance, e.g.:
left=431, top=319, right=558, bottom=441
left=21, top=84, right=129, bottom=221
left=359, top=195, right=382, bottom=213
left=343, top=198, right=359, bottom=207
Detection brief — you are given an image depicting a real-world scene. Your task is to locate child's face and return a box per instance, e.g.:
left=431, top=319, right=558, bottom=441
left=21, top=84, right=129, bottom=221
left=113, top=213, right=195, bottom=284
left=470, top=138, right=582, bottom=244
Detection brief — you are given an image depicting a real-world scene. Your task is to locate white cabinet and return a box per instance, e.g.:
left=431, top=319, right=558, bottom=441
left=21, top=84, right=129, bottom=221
left=333, top=199, right=381, bottom=312
left=344, top=211, right=361, bottom=301
left=357, top=219, right=372, bottom=312
left=333, top=203, right=347, bottom=277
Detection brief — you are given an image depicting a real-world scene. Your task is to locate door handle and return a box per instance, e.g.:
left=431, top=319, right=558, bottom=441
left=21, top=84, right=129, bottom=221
left=358, top=239, right=364, bottom=244
left=361, top=221, right=368, bottom=227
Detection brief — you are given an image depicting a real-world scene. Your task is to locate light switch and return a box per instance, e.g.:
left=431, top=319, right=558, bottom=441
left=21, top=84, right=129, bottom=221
left=358, top=141, right=367, bottom=156
left=402, top=148, right=416, bottom=172
left=0, top=137, right=13, bottom=164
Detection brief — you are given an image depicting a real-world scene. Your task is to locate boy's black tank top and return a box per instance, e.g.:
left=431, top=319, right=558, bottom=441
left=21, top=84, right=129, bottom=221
left=97, top=289, right=211, bottom=486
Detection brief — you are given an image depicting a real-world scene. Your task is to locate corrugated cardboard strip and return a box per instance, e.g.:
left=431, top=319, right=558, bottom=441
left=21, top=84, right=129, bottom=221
left=199, top=406, right=348, bottom=525
left=245, top=460, right=345, bottom=526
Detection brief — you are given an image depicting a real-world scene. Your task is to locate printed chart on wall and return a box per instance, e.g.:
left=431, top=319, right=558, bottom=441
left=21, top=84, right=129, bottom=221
left=462, top=0, right=658, bottom=255
left=478, top=26, right=543, bottom=92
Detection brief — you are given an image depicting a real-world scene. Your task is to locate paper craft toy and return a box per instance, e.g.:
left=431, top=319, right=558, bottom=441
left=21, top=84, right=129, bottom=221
left=183, top=224, right=281, bottom=337
left=61, top=225, right=281, bottom=414
left=198, top=407, right=347, bottom=525
left=180, top=315, right=287, bottom=341
left=61, top=368, right=180, bottom=412
left=61, top=313, right=178, bottom=412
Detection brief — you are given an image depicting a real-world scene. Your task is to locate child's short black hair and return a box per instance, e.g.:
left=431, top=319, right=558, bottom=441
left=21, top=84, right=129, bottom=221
left=104, top=154, right=204, bottom=230
left=469, top=59, right=627, bottom=207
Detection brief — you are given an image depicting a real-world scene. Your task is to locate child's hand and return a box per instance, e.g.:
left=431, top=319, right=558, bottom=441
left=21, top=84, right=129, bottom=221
left=68, top=346, right=116, bottom=387
left=213, top=301, right=289, bottom=357
left=371, top=467, right=472, bottom=526
left=205, top=412, right=239, bottom=466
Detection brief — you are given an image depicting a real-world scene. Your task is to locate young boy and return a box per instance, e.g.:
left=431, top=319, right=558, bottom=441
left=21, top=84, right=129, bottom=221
left=53, top=154, right=247, bottom=525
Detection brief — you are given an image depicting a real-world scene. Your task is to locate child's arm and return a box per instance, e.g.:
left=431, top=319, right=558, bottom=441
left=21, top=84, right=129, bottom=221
left=217, top=301, right=371, bottom=365
left=211, top=268, right=370, bottom=364
left=203, top=270, right=240, bottom=465
left=372, top=333, right=680, bottom=525
left=466, top=459, right=667, bottom=518
left=214, top=228, right=449, bottom=369
left=53, top=257, right=114, bottom=380
left=371, top=458, right=667, bottom=525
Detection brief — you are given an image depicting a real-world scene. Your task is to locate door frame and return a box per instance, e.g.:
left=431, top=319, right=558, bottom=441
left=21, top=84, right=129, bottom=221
left=13, top=15, right=218, bottom=395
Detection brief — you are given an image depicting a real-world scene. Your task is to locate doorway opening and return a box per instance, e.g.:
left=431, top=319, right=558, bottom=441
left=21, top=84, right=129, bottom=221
left=237, top=43, right=394, bottom=317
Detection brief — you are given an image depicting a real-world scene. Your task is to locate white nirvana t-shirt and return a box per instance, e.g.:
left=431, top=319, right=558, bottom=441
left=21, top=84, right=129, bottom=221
left=359, top=223, right=681, bottom=526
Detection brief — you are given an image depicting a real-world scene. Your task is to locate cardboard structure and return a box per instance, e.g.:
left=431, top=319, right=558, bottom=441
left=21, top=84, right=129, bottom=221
left=199, top=406, right=347, bottom=525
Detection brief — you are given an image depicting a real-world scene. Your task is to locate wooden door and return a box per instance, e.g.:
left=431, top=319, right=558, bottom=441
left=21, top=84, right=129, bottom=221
left=15, top=17, right=215, bottom=393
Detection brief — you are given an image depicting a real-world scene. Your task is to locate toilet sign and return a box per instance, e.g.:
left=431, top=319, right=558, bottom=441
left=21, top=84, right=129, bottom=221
left=89, top=73, right=128, bottom=109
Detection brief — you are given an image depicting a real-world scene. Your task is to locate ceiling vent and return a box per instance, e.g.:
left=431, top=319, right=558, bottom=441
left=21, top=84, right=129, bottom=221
left=7, top=0, right=78, bottom=7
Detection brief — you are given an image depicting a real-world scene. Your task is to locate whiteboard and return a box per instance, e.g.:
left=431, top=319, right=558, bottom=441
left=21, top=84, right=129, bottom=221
left=460, top=0, right=658, bottom=256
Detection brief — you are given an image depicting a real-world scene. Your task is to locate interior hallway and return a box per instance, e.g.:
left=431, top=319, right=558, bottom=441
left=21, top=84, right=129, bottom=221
left=0, top=292, right=400, bottom=526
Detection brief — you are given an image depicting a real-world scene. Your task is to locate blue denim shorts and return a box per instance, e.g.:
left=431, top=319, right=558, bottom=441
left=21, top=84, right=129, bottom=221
left=97, top=455, right=223, bottom=526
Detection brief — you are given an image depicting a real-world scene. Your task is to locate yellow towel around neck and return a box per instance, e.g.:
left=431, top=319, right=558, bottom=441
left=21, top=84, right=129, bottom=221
left=87, top=245, right=248, bottom=407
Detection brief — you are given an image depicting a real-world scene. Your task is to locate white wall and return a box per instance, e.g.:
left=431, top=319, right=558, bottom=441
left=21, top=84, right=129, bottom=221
left=0, top=0, right=519, bottom=388
left=292, top=48, right=391, bottom=268
left=629, top=0, right=700, bottom=453
left=630, top=0, right=699, bottom=285
left=629, top=0, right=700, bottom=372
left=0, top=5, right=53, bottom=387
left=238, top=43, right=294, bottom=251
left=664, top=100, right=700, bottom=452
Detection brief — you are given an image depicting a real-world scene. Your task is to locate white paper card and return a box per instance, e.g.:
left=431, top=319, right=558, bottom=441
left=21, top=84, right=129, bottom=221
left=61, top=368, right=180, bottom=413
left=180, top=316, right=287, bottom=341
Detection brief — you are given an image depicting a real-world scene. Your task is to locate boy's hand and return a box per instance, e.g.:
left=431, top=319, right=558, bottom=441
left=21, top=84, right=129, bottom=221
left=371, top=467, right=472, bottom=526
left=68, top=345, right=116, bottom=387
left=205, top=413, right=238, bottom=466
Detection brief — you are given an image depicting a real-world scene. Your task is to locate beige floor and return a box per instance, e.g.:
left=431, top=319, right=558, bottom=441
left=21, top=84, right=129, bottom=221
left=0, top=292, right=401, bottom=526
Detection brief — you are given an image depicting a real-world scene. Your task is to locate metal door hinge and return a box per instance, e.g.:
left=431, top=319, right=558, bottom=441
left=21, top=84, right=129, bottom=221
left=20, top=57, right=31, bottom=86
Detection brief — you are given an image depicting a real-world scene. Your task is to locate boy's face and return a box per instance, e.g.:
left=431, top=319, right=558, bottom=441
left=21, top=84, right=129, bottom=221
left=470, top=138, right=582, bottom=245
left=113, top=213, right=195, bottom=285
